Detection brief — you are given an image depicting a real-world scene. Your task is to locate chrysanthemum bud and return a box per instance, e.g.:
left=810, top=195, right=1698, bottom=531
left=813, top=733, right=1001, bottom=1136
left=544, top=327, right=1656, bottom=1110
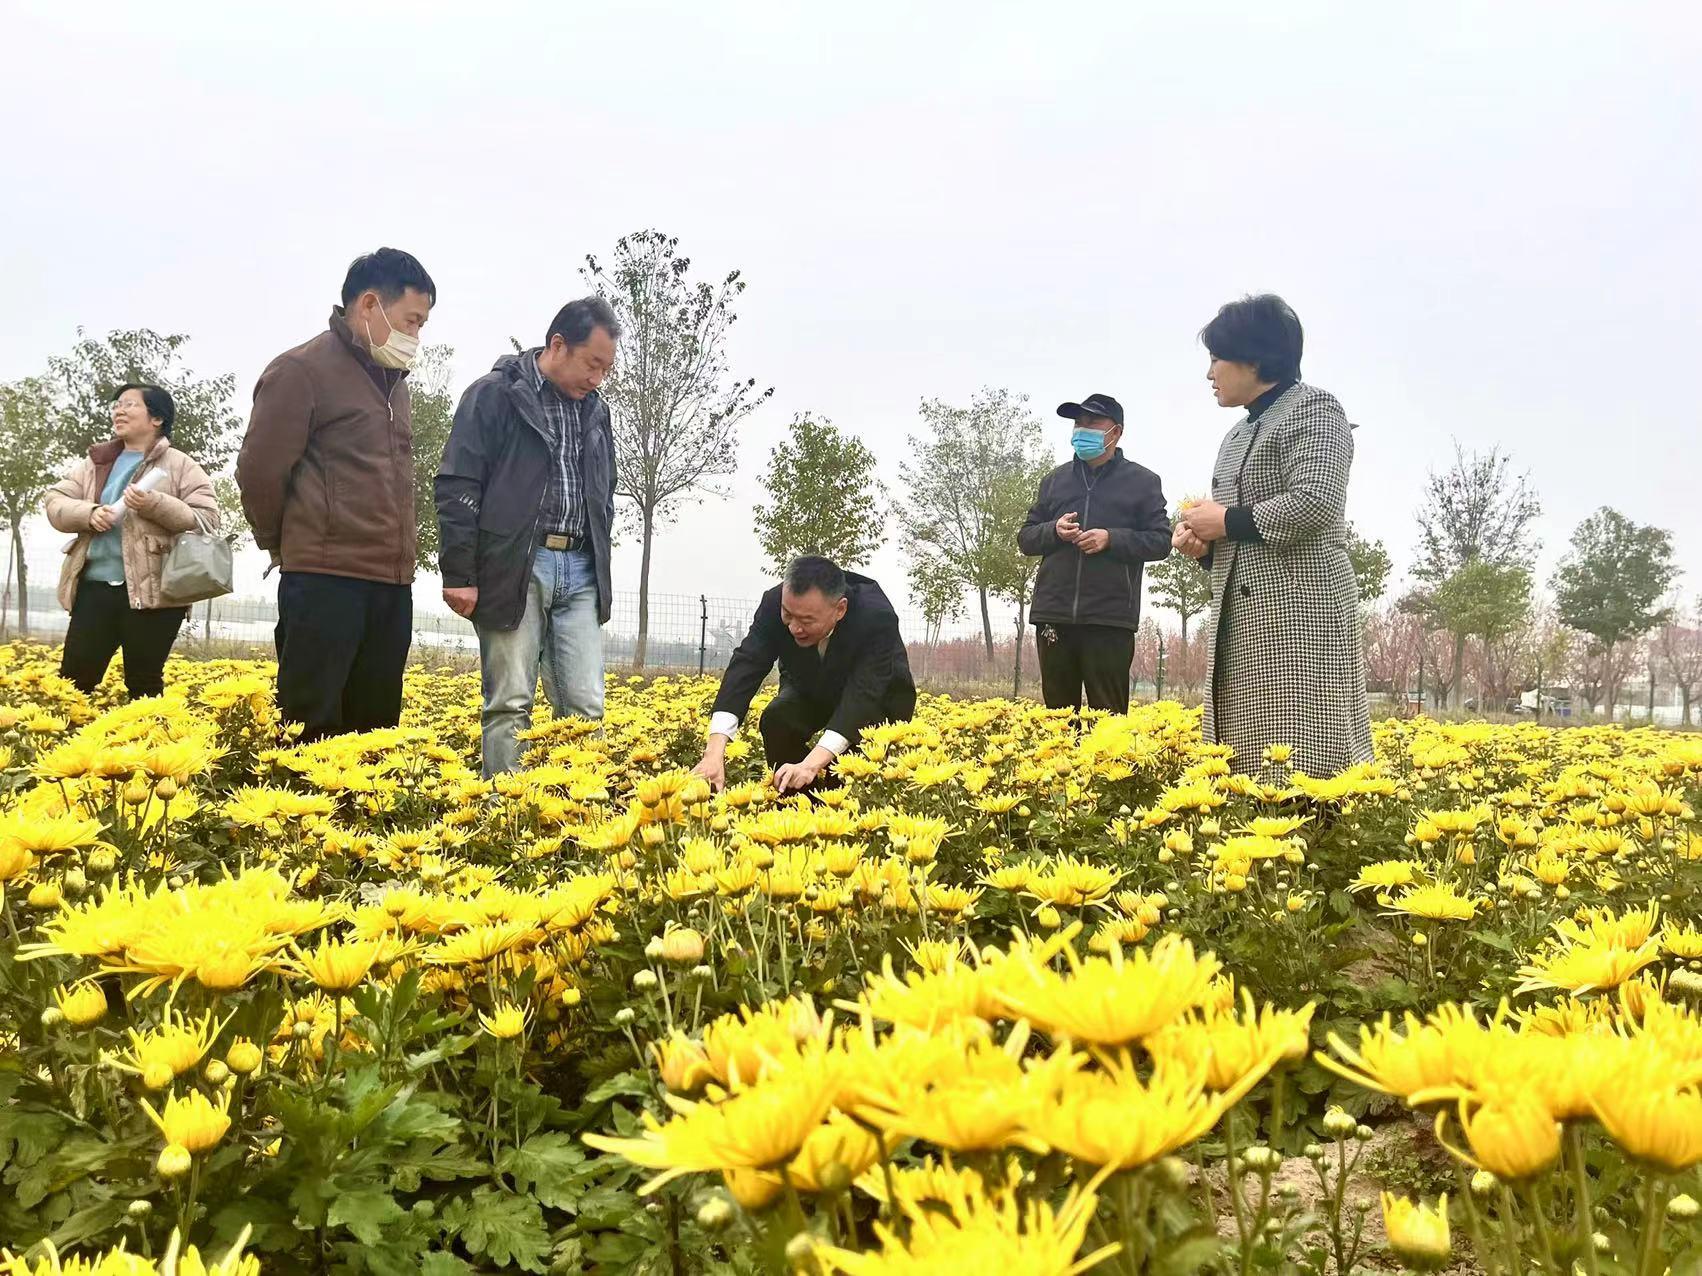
left=1471, top=1170, right=1498, bottom=1197
left=633, top=970, right=659, bottom=991
left=157, top=1144, right=193, bottom=1179
left=1241, top=1146, right=1279, bottom=1172
left=696, top=1197, right=734, bottom=1232
left=226, top=1041, right=263, bottom=1075
left=644, top=937, right=665, bottom=960
left=86, top=847, right=117, bottom=875
left=1323, top=1107, right=1357, bottom=1138
left=1037, top=906, right=1061, bottom=930
left=1669, top=1193, right=1700, bottom=1220
left=690, top=965, right=714, bottom=982
left=1355, top=1125, right=1374, bottom=1142
left=561, top=987, right=583, bottom=1007
left=155, top=777, right=179, bottom=800
left=39, top=1007, right=64, bottom=1029
left=1155, top=1156, right=1190, bottom=1190
left=141, top=1060, right=174, bottom=1090
left=613, top=1008, right=637, bottom=1027
left=661, top=927, right=705, bottom=965
left=127, top=1199, right=153, bottom=1219
left=783, top=1234, right=817, bottom=1266
left=27, top=882, right=61, bottom=909
left=1304, top=1143, right=1325, bottom=1161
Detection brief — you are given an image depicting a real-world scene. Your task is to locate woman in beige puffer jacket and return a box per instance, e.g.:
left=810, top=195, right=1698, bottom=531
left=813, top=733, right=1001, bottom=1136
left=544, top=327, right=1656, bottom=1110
left=44, top=383, right=218, bottom=698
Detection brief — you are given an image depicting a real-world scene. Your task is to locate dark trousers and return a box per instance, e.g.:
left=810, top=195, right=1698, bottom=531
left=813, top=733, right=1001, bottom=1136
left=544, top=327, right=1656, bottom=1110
left=1035, top=622, right=1135, bottom=714
left=758, top=683, right=918, bottom=772
left=60, top=580, right=187, bottom=699
left=276, top=572, right=412, bottom=741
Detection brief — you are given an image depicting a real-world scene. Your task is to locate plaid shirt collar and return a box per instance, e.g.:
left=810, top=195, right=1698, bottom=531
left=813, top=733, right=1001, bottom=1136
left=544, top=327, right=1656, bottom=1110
left=528, top=352, right=599, bottom=413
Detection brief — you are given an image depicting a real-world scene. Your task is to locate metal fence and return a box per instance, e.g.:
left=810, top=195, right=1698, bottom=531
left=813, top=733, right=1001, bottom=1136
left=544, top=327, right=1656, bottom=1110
left=0, top=577, right=1052, bottom=695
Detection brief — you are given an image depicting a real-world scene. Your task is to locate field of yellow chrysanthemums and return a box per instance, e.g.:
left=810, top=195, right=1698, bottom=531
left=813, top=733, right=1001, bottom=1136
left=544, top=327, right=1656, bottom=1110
left=4, top=645, right=1702, bottom=1275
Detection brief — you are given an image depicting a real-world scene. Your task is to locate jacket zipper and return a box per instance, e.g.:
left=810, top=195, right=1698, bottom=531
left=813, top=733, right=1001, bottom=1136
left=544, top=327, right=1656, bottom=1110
left=1071, top=480, right=1094, bottom=623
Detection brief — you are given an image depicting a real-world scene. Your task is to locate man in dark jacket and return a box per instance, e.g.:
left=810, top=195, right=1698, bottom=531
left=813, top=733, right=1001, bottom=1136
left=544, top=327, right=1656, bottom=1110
left=434, top=298, right=620, bottom=776
left=691, top=557, right=915, bottom=794
left=1018, top=392, right=1172, bottom=714
left=237, top=248, right=435, bottom=741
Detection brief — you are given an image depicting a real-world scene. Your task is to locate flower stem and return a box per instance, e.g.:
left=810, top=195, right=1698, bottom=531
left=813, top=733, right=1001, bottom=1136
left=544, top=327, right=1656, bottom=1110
left=1567, top=1125, right=1601, bottom=1276
left=1636, top=1174, right=1669, bottom=1276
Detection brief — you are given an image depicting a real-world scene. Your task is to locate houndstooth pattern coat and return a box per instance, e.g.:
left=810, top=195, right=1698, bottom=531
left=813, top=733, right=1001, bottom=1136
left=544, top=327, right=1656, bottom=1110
left=1200, top=383, right=1373, bottom=777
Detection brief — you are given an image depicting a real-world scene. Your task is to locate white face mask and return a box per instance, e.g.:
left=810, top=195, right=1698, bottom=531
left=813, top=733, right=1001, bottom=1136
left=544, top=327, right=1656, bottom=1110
left=363, top=301, right=419, bottom=370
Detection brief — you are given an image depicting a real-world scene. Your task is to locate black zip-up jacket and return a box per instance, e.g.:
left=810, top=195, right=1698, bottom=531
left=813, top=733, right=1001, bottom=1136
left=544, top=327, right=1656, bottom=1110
left=1017, top=450, right=1172, bottom=630
left=712, top=574, right=916, bottom=744
left=435, top=353, right=616, bottom=631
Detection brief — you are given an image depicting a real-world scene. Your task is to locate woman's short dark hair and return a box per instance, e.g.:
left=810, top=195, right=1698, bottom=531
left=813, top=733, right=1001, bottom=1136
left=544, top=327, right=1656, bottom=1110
left=545, top=296, right=622, bottom=349
left=1199, top=294, right=1304, bottom=383
left=340, top=247, right=437, bottom=307
left=112, top=383, right=175, bottom=436
left=784, top=556, right=847, bottom=600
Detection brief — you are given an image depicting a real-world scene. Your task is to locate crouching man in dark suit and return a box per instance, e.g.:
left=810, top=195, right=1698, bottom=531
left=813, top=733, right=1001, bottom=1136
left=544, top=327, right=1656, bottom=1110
left=691, top=556, right=916, bottom=794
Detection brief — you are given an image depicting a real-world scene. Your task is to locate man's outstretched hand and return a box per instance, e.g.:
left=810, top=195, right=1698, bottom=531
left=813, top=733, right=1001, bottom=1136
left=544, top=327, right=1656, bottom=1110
left=691, top=742, right=728, bottom=792
left=773, top=759, right=821, bottom=795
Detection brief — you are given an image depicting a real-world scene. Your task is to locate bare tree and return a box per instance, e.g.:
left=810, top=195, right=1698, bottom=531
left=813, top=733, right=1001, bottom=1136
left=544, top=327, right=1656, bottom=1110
left=584, top=231, right=772, bottom=667
left=1659, top=598, right=1702, bottom=726
left=1364, top=605, right=1426, bottom=700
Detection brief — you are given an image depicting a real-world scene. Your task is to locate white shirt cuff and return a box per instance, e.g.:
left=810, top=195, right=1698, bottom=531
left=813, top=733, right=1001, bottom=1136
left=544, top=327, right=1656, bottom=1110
left=818, top=730, right=850, bottom=757
left=709, top=712, right=740, bottom=741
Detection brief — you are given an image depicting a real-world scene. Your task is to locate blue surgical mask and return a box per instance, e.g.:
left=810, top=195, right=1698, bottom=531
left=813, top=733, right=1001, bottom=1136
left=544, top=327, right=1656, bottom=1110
left=1071, top=427, right=1109, bottom=461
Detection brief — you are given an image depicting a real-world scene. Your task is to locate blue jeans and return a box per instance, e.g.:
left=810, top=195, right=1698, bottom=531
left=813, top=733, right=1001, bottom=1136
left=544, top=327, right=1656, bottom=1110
left=476, top=548, right=604, bottom=776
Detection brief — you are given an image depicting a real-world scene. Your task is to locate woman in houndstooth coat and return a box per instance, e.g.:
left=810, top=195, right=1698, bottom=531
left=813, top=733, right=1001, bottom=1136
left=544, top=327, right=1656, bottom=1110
left=1175, top=296, right=1373, bottom=777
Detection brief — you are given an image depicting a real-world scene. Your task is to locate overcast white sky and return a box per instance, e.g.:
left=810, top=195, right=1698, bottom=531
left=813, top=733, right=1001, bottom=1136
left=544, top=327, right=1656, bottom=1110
left=3, top=0, right=1698, bottom=633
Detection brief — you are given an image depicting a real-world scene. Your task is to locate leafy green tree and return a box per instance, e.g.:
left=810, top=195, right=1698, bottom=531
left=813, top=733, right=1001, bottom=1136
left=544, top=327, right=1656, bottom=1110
left=1346, top=525, right=1393, bottom=605
left=0, top=378, right=68, bottom=634
left=1552, top=507, right=1678, bottom=713
left=46, top=328, right=241, bottom=472
left=212, top=475, right=250, bottom=551
left=1147, top=508, right=1212, bottom=644
left=1410, top=443, right=1542, bottom=708
left=751, top=414, right=884, bottom=574
left=899, top=388, right=1045, bottom=659
left=584, top=230, right=772, bottom=667
left=993, top=451, right=1058, bottom=696
left=407, top=345, right=456, bottom=571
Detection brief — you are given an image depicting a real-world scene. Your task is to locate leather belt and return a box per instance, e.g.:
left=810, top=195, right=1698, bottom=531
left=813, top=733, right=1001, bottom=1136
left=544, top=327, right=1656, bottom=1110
left=539, top=532, right=583, bottom=551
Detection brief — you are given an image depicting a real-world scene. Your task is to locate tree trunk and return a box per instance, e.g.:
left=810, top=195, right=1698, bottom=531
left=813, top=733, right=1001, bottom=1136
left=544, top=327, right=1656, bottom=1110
left=1012, top=596, right=1026, bottom=698
left=634, top=506, right=655, bottom=670
left=1451, top=630, right=1467, bottom=711
left=0, top=525, right=12, bottom=640
left=977, top=588, right=993, bottom=662
left=12, top=521, right=27, bottom=638
left=1179, top=611, right=1191, bottom=646
left=203, top=599, right=214, bottom=649
left=1683, top=688, right=1693, bottom=727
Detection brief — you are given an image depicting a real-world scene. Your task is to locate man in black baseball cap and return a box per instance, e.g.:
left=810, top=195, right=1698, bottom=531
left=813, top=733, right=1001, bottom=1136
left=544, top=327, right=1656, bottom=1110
left=1016, top=390, right=1172, bottom=714
left=1056, top=393, right=1125, bottom=427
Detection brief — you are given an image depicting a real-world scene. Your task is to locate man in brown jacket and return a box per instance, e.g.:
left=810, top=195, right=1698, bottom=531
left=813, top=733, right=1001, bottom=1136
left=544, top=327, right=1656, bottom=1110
left=236, top=248, right=435, bottom=740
